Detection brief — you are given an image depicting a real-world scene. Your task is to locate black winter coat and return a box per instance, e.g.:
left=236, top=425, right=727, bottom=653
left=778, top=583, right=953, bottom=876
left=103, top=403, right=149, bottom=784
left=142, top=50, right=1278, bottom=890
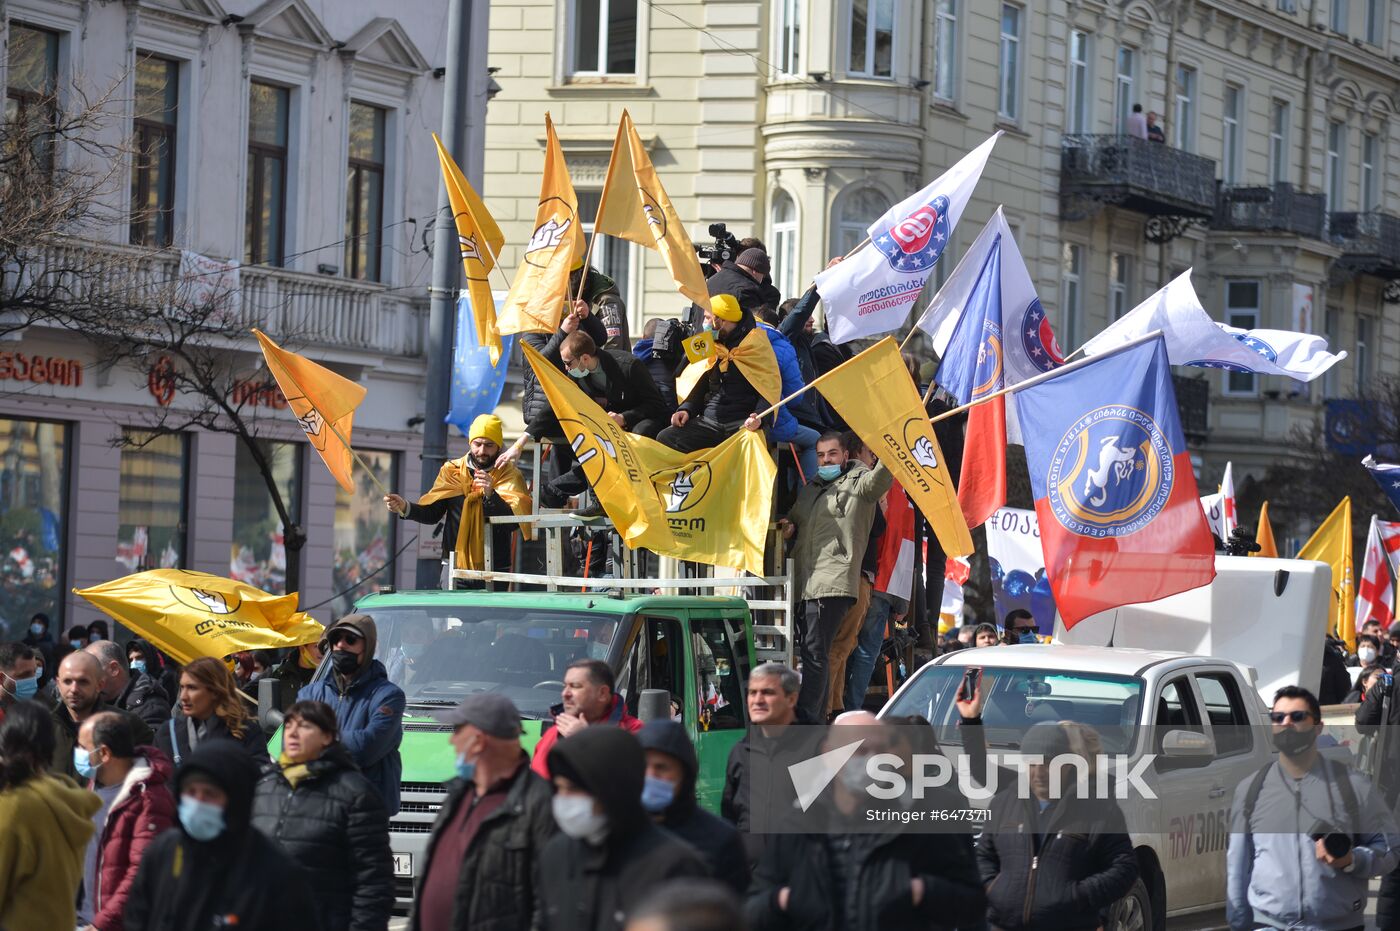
left=408, top=759, right=557, bottom=931
left=975, top=790, right=1138, bottom=931
left=117, top=672, right=172, bottom=732
left=707, top=263, right=766, bottom=313
left=522, top=315, right=611, bottom=427
left=251, top=744, right=393, bottom=931
left=721, top=723, right=822, bottom=871
left=154, top=711, right=271, bottom=775
left=580, top=349, right=668, bottom=430
left=678, top=314, right=769, bottom=425
left=1356, top=675, right=1400, bottom=805
left=745, top=830, right=984, bottom=931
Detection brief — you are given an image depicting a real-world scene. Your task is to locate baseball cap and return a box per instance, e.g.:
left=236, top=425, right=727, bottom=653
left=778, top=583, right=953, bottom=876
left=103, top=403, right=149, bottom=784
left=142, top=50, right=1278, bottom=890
left=433, top=693, right=523, bottom=739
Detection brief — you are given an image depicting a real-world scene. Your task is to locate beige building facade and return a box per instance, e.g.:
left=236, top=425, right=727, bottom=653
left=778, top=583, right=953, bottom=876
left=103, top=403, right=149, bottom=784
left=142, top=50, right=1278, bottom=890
left=484, top=0, right=1400, bottom=543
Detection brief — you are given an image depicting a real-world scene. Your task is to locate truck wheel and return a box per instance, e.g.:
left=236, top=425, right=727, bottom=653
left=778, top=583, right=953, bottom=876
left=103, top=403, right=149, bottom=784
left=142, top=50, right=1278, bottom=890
left=1105, top=878, right=1153, bottom=931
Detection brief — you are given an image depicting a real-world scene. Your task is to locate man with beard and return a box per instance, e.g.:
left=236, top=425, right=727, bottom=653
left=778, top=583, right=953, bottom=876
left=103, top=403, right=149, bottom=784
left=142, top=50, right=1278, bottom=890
left=50, top=651, right=151, bottom=780
left=385, top=413, right=531, bottom=587
left=1228, top=686, right=1399, bottom=931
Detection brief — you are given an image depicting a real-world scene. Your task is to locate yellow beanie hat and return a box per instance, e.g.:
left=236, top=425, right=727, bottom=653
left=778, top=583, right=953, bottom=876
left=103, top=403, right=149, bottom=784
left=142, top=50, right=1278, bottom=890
left=469, top=413, right=505, bottom=448
left=710, top=293, right=742, bottom=322
left=571, top=255, right=586, bottom=272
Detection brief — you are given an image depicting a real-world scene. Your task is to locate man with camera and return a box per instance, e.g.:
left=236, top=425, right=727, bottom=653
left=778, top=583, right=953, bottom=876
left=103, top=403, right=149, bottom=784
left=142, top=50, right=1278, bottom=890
left=1228, top=685, right=1399, bottom=931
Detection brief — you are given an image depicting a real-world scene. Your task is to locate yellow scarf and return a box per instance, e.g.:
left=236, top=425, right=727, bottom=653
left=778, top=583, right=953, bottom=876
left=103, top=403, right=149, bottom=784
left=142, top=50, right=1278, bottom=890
left=676, top=326, right=782, bottom=407
left=417, top=455, right=534, bottom=570
left=278, top=751, right=313, bottom=789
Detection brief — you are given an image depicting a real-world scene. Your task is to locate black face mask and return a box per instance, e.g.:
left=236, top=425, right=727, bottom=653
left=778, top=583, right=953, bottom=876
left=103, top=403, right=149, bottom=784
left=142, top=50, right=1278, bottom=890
left=1272, top=726, right=1317, bottom=758
left=330, top=650, right=359, bottom=675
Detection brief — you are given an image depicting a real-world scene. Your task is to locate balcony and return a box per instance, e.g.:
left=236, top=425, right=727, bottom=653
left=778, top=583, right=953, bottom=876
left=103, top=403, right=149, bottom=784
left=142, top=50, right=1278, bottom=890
left=1174, top=374, right=1209, bottom=443
left=1060, top=135, right=1217, bottom=235
left=1329, top=211, right=1400, bottom=281
left=1214, top=183, right=1326, bottom=240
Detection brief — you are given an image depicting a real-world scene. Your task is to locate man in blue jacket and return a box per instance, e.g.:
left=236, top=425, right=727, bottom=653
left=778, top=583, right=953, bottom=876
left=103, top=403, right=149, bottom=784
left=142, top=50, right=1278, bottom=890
left=299, top=613, right=405, bottom=815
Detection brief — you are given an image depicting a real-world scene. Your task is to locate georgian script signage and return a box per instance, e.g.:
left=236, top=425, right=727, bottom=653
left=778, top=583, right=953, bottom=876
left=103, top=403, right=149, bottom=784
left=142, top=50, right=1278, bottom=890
left=230, top=380, right=287, bottom=409
left=0, top=351, right=83, bottom=387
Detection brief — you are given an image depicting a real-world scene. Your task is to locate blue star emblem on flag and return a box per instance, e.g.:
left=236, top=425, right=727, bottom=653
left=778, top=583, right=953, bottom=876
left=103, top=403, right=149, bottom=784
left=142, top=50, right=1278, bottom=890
left=873, top=194, right=951, bottom=274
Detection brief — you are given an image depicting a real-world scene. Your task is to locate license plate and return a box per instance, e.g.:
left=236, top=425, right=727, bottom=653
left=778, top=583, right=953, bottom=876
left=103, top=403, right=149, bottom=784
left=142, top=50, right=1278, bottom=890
left=392, top=853, right=413, bottom=877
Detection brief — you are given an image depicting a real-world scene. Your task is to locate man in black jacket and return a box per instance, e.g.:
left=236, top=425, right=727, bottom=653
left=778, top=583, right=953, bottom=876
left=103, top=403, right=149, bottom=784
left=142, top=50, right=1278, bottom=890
left=638, top=720, right=749, bottom=894
left=538, top=726, right=707, bottom=931
left=705, top=248, right=770, bottom=314
left=86, top=639, right=171, bottom=732
left=410, top=694, right=555, bottom=931
left=518, top=301, right=611, bottom=459
left=573, top=264, right=631, bottom=350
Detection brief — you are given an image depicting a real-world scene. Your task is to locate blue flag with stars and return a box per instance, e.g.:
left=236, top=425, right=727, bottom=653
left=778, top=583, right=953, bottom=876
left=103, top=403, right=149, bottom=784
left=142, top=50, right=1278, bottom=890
left=447, top=293, right=513, bottom=437
left=1364, top=455, right=1400, bottom=517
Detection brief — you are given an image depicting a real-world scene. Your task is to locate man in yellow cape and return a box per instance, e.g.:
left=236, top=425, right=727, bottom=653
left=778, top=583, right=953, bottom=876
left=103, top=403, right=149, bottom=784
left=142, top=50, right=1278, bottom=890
left=383, top=414, right=532, bottom=583
left=658, top=294, right=781, bottom=452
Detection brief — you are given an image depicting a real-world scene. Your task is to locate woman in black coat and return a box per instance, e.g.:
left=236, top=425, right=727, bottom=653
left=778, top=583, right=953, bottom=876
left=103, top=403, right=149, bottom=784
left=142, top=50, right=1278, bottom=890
left=154, top=656, right=270, bottom=773
left=251, top=700, right=393, bottom=931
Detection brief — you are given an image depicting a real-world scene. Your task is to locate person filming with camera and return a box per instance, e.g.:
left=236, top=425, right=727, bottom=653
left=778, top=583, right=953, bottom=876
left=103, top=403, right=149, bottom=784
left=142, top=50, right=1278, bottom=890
left=1227, top=686, right=1399, bottom=931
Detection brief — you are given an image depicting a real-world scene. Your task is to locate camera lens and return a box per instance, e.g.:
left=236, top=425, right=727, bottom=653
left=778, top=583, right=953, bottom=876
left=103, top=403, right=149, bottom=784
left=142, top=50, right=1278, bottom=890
left=1323, top=833, right=1352, bottom=858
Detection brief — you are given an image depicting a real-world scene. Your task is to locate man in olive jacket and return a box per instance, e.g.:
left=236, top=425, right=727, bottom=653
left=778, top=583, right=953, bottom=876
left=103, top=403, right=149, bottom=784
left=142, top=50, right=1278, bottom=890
left=778, top=432, right=891, bottom=724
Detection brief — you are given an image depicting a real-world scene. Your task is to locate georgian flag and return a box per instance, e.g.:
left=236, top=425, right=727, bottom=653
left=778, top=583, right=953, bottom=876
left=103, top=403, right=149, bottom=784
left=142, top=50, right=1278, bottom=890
left=1356, top=515, right=1400, bottom=628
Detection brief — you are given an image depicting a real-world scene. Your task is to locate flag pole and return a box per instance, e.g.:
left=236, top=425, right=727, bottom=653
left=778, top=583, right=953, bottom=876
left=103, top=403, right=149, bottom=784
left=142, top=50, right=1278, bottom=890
left=928, top=329, right=1166, bottom=425
left=320, top=416, right=392, bottom=497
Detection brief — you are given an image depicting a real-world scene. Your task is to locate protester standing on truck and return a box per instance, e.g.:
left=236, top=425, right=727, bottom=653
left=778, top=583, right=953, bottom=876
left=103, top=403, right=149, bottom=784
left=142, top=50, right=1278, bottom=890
left=531, top=658, right=641, bottom=780
left=298, top=614, right=405, bottom=816
left=1233, top=686, right=1399, bottom=931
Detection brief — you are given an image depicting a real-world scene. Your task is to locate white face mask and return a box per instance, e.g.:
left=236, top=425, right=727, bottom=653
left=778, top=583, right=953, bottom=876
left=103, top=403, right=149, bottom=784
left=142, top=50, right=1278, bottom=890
left=1360, top=647, right=1378, bottom=666
left=551, top=794, right=609, bottom=845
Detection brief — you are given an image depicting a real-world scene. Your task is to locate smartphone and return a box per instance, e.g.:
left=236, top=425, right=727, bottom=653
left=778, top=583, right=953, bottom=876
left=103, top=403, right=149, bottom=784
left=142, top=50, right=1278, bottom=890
left=958, top=667, right=982, bottom=702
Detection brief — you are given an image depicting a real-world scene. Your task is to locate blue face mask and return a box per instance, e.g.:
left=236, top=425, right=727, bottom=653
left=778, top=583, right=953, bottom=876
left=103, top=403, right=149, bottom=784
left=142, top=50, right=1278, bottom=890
left=12, top=674, right=39, bottom=700
left=455, top=753, right=476, bottom=781
left=815, top=464, right=842, bottom=482
left=702, top=322, right=714, bottom=332
left=70, top=639, right=84, bottom=650
left=1019, top=630, right=1040, bottom=644
left=567, top=366, right=589, bottom=379
left=130, top=660, right=147, bottom=676
left=641, top=776, right=676, bottom=813
left=29, top=623, right=44, bottom=637
left=74, top=746, right=97, bottom=780
left=179, top=797, right=226, bottom=842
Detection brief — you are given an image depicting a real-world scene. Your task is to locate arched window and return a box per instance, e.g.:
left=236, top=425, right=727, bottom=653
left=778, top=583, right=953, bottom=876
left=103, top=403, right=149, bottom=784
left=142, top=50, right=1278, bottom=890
left=770, top=189, right=799, bottom=300
left=833, top=186, right=889, bottom=255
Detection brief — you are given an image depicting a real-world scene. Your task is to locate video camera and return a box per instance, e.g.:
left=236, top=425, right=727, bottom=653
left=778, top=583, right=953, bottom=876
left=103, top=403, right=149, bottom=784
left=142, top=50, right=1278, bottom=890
left=1308, top=821, right=1354, bottom=859
left=695, top=221, right=741, bottom=276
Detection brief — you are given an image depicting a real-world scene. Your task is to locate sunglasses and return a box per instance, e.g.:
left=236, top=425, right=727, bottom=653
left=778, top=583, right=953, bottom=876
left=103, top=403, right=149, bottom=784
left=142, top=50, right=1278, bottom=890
left=328, top=630, right=363, bottom=647
left=1269, top=710, right=1314, bottom=724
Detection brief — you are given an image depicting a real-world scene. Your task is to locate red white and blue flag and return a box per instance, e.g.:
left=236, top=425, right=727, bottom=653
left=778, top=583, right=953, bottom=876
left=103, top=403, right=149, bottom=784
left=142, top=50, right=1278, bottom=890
left=1357, top=515, right=1400, bottom=628
left=815, top=133, right=1000, bottom=344
left=1364, top=455, right=1400, bottom=517
left=1014, top=335, right=1216, bottom=627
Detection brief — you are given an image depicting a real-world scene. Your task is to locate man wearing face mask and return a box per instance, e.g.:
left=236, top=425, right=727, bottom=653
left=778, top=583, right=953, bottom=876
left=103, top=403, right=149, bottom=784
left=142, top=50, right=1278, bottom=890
left=1355, top=634, right=1383, bottom=671
left=86, top=640, right=170, bottom=733
left=637, top=720, right=749, bottom=894
left=21, top=612, right=56, bottom=684
left=538, top=727, right=707, bottom=931
left=0, top=642, right=41, bottom=723
left=298, top=614, right=406, bottom=815
left=1230, top=686, right=1399, bottom=931
left=1002, top=609, right=1042, bottom=645
left=123, top=740, right=321, bottom=931
left=410, top=694, right=555, bottom=931
left=777, top=432, right=892, bottom=724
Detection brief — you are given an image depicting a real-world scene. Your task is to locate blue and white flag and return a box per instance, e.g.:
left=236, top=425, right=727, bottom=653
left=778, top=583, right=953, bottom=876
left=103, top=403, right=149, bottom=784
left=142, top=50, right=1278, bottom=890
left=446, top=293, right=513, bottom=437
left=815, top=132, right=1000, bottom=344
left=1081, top=270, right=1345, bottom=381
left=1364, top=455, right=1400, bottom=518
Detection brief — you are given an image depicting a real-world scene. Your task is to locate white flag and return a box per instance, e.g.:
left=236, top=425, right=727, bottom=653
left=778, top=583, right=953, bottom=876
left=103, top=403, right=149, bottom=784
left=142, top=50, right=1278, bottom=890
left=1080, top=269, right=1345, bottom=381
left=1220, top=461, right=1237, bottom=539
left=1201, top=493, right=1226, bottom=541
left=815, top=132, right=1000, bottom=344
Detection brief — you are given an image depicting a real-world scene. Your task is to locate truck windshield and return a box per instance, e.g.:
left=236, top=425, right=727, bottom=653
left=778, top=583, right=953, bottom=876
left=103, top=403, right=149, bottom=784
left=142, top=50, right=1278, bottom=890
left=884, top=666, right=1145, bottom=755
left=354, top=605, right=621, bottom=719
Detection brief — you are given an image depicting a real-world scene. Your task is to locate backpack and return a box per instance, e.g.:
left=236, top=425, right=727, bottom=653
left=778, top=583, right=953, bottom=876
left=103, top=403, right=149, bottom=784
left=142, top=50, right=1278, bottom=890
left=1239, top=755, right=1360, bottom=836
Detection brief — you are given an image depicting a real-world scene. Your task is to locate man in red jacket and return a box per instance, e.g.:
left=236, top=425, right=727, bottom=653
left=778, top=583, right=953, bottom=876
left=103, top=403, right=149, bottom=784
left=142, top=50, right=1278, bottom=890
left=531, top=658, right=641, bottom=779
left=76, top=711, right=175, bottom=931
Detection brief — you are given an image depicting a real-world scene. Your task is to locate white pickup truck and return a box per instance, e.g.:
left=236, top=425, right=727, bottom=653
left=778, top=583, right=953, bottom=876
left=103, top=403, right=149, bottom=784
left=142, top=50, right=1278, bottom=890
left=881, top=643, right=1277, bottom=931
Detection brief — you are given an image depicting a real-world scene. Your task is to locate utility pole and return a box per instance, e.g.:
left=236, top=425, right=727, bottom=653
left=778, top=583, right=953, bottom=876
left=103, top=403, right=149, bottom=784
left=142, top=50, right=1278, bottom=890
left=418, top=0, right=474, bottom=588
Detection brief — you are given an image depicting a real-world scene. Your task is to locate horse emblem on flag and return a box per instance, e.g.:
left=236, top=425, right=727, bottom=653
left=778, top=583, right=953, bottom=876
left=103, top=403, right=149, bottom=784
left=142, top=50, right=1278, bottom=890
left=1046, top=406, right=1174, bottom=537
left=1020, top=299, right=1065, bottom=373
left=874, top=194, right=950, bottom=273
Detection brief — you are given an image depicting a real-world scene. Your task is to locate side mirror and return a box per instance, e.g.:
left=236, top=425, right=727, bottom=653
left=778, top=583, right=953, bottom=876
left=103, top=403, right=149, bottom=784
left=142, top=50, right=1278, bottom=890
left=1156, top=729, right=1215, bottom=770
left=258, top=677, right=286, bottom=736
left=636, top=688, right=671, bottom=723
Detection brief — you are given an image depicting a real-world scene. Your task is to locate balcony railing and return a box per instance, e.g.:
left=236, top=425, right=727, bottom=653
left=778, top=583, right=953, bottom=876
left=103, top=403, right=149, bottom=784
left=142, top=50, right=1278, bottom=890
left=1173, top=374, right=1210, bottom=442
left=4, top=237, right=428, bottom=356
left=1060, top=134, right=1217, bottom=220
left=1214, top=183, right=1326, bottom=239
left=1329, top=211, right=1400, bottom=279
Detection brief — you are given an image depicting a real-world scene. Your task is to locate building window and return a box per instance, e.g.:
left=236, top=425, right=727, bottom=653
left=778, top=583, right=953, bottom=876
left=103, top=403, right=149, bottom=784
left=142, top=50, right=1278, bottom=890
left=848, top=0, right=895, bottom=78
left=1362, top=132, right=1380, bottom=211
left=1221, top=84, right=1243, bottom=184
left=997, top=4, right=1022, bottom=121
left=5, top=24, right=61, bottom=177
left=1332, top=0, right=1350, bottom=33
left=576, top=189, right=633, bottom=313
left=246, top=82, right=289, bottom=266
left=1356, top=316, right=1372, bottom=392
left=770, top=189, right=799, bottom=300
left=130, top=54, right=179, bottom=248
left=1366, top=0, right=1384, bottom=43
left=0, top=418, right=68, bottom=629
left=1323, top=306, right=1341, bottom=397
left=117, top=430, right=187, bottom=573
left=570, top=0, right=638, bottom=75
left=933, top=0, right=957, bottom=100
left=1269, top=100, right=1290, bottom=184
left=1060, top=243, right=1082, bottom=350
left=1173, top=64, right=1197, bottom=152
left=1278, top=0, right=1298, bottom=10
left=345, top=102, right=385, bottom=282
left=775, top=0, right=801, bottom=76
left=1224, top=281, right=1260, bottom=396
left=332, top=450, right=396, bottom=616
left=1110, top=252, right=1131, bottom=320
left=833, top=187, right=889, bottom=256
left=231, top=439, right=301, bottom=595
left=1067, top=31, right=1091, bottom=134
left=1326, top=120, right=1347, bottom=210
left=1114, top=47, right=1136, bottom=133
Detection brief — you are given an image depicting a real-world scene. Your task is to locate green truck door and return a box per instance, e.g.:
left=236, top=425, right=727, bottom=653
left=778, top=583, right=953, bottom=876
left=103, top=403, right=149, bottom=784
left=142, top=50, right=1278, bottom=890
left=686, top=613, right=749, bottom=812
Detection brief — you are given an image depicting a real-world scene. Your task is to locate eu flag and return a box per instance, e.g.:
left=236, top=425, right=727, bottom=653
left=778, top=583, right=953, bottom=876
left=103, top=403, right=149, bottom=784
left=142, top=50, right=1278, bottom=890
left=1013, top=335, right=1215, bottom=627
left=446, top=293, right=513, bottom=437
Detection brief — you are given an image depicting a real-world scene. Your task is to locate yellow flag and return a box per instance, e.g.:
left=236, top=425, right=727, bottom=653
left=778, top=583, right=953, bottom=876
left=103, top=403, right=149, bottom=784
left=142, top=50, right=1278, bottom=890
left=433, top=133, right=505, bottom=364
left=814, top=337, right=973, bottom=558
left=1253, top=501, right=1279, bottom=558
left=593, top=110, right=709, bottom=307
left=675, top=326, right=782, bottom=407
left=500, top=114, right=585, bottom=336
left=1298, top=497, right=1354, bottom=648
left=252, top=329, right=366, bottom=493
left=75, top=569, right=324, bottom=665
left=683, top=329, right=715, bottom=364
